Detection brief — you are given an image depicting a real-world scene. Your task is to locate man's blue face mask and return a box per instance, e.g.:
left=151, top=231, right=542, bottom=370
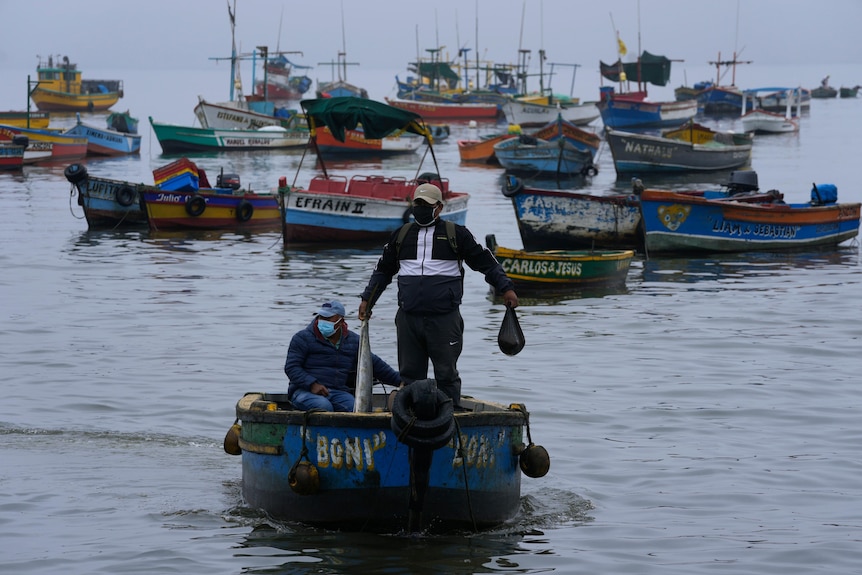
left=317, top=318, right=342, bottom=338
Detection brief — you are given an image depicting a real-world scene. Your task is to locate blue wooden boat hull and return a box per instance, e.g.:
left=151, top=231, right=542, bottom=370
left=65, top=122, right=141, bottom=156
left=280, top=187, right=469, bottom=243
left=234, top=392, right=534, bottom=531
left=640, top=189, right=861, bottom=253
left=494, top=138, right=595, bottom=176
left=698, top=86, right=744, bottom=115
left=503, top=183, right=642, bottom=250
left=597, top=98, right=697, bottom=129
left=65, top=169, right=148, bottom=227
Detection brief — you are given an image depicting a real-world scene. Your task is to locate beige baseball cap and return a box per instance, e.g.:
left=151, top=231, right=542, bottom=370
left=413, top=183, right=443, bottom=205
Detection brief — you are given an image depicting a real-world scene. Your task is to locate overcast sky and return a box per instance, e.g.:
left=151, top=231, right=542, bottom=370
left=3, top=0, right=860, bottom=71
left=2, top=0, right=860, bottom=102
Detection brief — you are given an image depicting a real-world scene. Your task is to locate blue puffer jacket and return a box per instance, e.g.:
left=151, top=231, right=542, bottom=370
left=285, top=320, right=401, bottom=398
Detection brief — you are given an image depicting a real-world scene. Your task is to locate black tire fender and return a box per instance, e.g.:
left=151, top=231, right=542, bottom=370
left=115, top=185, right=135, bottom=207
left=390, top=383, right=456, bottom=449
left=501, top=175, right=523, bottom=197
left=236, top=200, right=254, bottom=222
left=64, top=163, right=88, bottom=185
left=185, top=195, right=206, bottom=217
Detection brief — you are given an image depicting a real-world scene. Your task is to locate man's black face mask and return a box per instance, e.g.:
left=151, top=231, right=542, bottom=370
left=412, top=203, right=437, bottom=226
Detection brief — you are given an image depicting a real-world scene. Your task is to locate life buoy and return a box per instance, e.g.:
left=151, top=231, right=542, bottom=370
left=185, top=195, right=206, bottom=217
left=236, top=200, right=254, bottom=222
left=115, top=186, right=135, bottom=207
left=501, top=175, right=523, bottom=197
left=390, top=380, right=455, bottom=450
left=64, top=163, right=88, bottom=185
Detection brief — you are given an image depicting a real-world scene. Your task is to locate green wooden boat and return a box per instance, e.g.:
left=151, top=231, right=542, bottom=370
left=485, top=234, right=633, bottom=291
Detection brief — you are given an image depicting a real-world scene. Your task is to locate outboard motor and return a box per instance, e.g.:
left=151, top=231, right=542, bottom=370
left=217, top=172, right=241, bottom=190
left=725, top=170, right=759, bottom=195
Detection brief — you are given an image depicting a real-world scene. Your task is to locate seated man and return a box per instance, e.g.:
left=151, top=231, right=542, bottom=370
left=285, top=300, right=401, bottom=412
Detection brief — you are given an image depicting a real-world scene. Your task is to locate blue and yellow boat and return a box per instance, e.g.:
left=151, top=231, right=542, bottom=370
left=226, top=386, right=549, bottom=533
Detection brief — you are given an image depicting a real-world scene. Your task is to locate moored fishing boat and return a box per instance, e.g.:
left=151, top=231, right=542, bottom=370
left=503, top=98, right=601, bottom=128
left=63, top=112, right=142, bottom=156
left=501, top=171, right=792, bottom=251
left=384, top=97, right=499, bottom=121
left=225, top=386, right=549, bottom=532
left=140, top=158, right=281, bottom=231
left=278, top=97, right=470, bottom=244
left=639, top=182, right=861, bottom=254
left=1, top=124, right=88, bottom=164
left=64, top=164, right=149, bottom=228
left=29, top=55, right=123, bottom=112
left=502, top=176, right=643, bottom=250
left=0, top=137, right=28, bottom=170
left=148, top=117, right=308, bottom=154
left=312, top=126, right=424, bottom=157
left=605, top=121, right=753, bottom=175
left=0, top=110, right=50, bottom=129
left=485, top=234, right=633, bottom=292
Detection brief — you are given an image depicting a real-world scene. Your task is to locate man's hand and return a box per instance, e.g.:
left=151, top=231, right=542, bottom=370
left=503, top=289, right=519, bottom=309
left=358, top=299, right=371, bottom=320
left=310, top=382, right=329, bottom=397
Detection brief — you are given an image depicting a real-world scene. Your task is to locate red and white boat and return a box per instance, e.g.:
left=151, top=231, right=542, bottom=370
left=0, top=137, right=27, bottom=170
left=0, top=125, right=87, bottom=164
left=384, top=97, right=499, bottom=121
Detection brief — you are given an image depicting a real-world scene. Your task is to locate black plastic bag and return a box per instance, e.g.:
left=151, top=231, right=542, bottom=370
left=498, top=305, right=525, bottom=356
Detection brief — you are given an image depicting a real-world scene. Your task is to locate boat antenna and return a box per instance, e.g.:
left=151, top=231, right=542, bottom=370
left=340, top=0, right=347, bottom=81
left=475, top=0, right=480, bottom=90
left=275, top=5, right=284, bottom=54
left=609, top=12, right=626, bottom=91
left=227, top=0, right=237, bottom=101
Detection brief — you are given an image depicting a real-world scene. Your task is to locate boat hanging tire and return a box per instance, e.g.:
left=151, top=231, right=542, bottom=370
left=390, top=380, right=456, bottom=450
left=501, top=175, right=523, bottom=197
left=64, top=163, right=88, bottom=185
left=236, top=200, right=254, bottom=222
left=115, top=186, right=135, bottom=207
left=581, top=165, right=599, bottom=177
left=185, top=195, right=206, bottom=217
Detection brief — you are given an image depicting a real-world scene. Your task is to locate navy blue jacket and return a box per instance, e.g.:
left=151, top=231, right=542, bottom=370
left=285, top=320, right=401, bottom=398
left=361, top=220, right=514, bottom=314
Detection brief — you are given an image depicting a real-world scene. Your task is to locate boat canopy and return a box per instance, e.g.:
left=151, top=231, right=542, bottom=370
left=408, top=61, right=461, bottom=85
left=600, top=51, right=672, bottom=86
left=300, top=97, right=431, bottom=142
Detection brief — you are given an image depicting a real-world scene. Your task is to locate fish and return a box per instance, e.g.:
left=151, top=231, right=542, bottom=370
left=353, top=318, right=373, bottom=412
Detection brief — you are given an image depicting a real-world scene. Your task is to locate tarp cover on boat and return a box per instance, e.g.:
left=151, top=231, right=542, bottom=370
left=408, top=62, right=461, bottom=86
left=301, top=97, right=430, bottom=142
left=600, top=51, right=672, bottom=86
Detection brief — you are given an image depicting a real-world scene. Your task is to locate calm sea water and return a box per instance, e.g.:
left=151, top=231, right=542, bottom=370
left=2, top=65, right=862, bottom=574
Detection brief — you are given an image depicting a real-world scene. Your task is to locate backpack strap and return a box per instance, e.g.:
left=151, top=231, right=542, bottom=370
left=394, top=220, right=459, bottom=257
left=394, top=222, right=413, bottom=258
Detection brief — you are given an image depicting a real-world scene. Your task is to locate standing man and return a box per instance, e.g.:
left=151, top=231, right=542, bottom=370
left=358, top=183, right=518, bottom=406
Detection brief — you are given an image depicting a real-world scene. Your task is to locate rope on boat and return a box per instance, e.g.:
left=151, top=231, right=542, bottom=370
left=452, top=416, right=478, bottom=532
